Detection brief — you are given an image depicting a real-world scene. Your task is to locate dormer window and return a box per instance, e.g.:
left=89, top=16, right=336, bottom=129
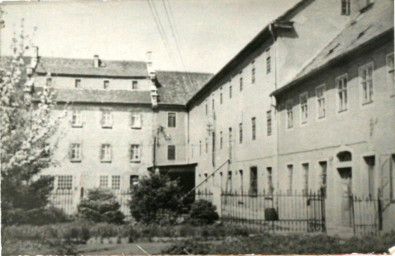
left=103, top=80, right=109, bottom=89
left=75, top=79, right=81, bottom=89
left=341, top=0, right=351, bottom=15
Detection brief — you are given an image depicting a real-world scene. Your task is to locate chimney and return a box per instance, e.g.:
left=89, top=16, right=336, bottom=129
left=146, top=51, right=155, bottom=79
left=93, top=54, right=100, bottom=68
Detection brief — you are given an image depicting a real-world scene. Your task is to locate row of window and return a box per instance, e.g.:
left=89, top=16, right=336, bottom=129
left=205, top=48, right=271, bottom=115
left=198, top=113, right=273, bottom=155
left=69, top=143, right=177, bottom=162
left=285, top=55, right=394, bottom=129
left=71, top=111, right=177, bottom=128
left=48, top=174, right=140, bottom=190
left=47, top=77, right=140, bottom=90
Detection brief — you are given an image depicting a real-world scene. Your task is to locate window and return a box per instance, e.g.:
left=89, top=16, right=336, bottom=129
left=229, top=85, right=232, bottom=98
left=199, top=140, right=202, bottom=155
left=239, top=170, right=244, bottom=192
left=99, top=175, right=108, bottom=188
left=240, top=75, right=243, bottom=91
left=212, top=98, right=215, bottom=111
left=71, top=110, right=83, bottom=127
left=336, top=74, right=348, bottom=112
left=46, top=77, right=52, bottom=86
left=132, top=80, right=138, bottom=90
left=100, top=144, right=112, bottom=162
left=168, top=112, right=176, bottom=127
left=130, top=175, right=139, bottom=188
left=286, top=100, right=293, bottom=129
left=205, top=103, right=208, bottom=115
left=387, top=53, right=394, bottom=88
left=267, top=110, right=272, bottom=136
left=364, top=156, right=375, bottom=198
left=359, top=62, right=374, bottom=104
left=287, top=164, right=293, bottom=195
left=341, top=0, right=351, bottom=15
left=220, top=92, right=223, bottom=104
left=251, top=61, right=255, bottom=84
left=251, top=117, right=256, bottom=140
left=319, top=161, right=327, bottom=197
left=239, top=123, right=243, bottom=144
left=103, top=80, right=109, bottom=89
left=101, top=111, right=112, bottom=128
left=168, top=145, right=176, bottom=160
left=70, top=143, right=81, bottom=162
left=57, top=175, right=72, bottom=190
left=300, top=92, right=308, bottom=124
left=205, top=138, right=208, bottom=153
left=266, top=167, right=274, bottom=195
left=227, top=171, right=233, bottom=192
left=111, top=175, right=121, bottom=190
left=250, top=167, right=258, bottom=195
left=130, top=144, right=140, bottom=162
left=266, top=48, right=271, bottom=74
left=75, top=79, right=81, bottom=89
left=316, top=85, right=326, bottom=119
left=220, top=131, right=223, bottom=149
left=302, top=163, right=309, bottom=195
left=131, top=113, right=141, bottom=129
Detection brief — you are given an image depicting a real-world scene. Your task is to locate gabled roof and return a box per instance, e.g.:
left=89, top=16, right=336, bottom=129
left=155, top=71, right=213, bottom=105
left=271, top=0, right=394, bottom=97
left=35, top=57, right=148, bottom=78
left=40, top=89, right=152, bottom=105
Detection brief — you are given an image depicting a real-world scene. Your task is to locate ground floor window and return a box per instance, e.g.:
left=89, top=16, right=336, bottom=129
left=57, top=175, right=72, bottom=190
left=99, top=175, right=109, bottom=188
left=111, top=175, right=121, bottom=190
left=250, top=167, right=258, bottom=195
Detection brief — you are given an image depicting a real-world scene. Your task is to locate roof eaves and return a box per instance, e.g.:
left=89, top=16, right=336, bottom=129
left=270, top=28, right=394, bottom=98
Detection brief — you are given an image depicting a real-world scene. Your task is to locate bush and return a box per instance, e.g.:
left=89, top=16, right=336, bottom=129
left=78, top=188, right=125, bottom=224
left=129, top=173, right=183, bottom=224
left=2, top=206, right=69, bottom=226
left=189, top=200, right=219, bottom=225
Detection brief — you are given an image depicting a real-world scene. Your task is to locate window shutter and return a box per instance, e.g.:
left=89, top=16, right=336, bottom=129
left=140, top=114, right=143, bottom=128
left=138, top=143, right=142, bottom=160
left=100, top=112, right=104, bottom=127
left=68, top=144, right=72, bottom=160
left=129, top=112, right=133, bottom=128
left=129, top=144, right=132, bottom=161
left=100, top=144, right=103, bottom=160
left=109, top=112, right=113, bottom=127
left=80, top=142, right=83, bottom=160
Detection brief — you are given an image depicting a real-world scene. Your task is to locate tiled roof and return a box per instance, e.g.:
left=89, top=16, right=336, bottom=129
left=36, top=89, right=152, bottom=105
left=272, top=0, right=394, bottom=96
left=155, top=71, right=213, bottom=105
left=35, top=57, right=148, bottom=77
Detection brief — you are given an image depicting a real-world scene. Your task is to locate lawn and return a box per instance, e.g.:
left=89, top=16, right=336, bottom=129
left=77, top=242, right=172, bottom=255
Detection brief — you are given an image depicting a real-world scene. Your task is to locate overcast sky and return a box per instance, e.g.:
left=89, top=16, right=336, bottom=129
left=1, top=0, right=296, bottom=73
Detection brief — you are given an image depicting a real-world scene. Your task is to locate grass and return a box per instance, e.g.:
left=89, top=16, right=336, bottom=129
left=77, top=242, right=171, bottom=255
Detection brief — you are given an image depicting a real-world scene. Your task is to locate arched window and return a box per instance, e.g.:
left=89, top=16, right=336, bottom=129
left=337, top=151, right=352, bottom=162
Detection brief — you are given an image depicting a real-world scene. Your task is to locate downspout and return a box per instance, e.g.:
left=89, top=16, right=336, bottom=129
left=269, top=23, right=281, bottom=193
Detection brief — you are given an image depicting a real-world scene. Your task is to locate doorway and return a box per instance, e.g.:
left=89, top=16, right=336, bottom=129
left=337, top=167, right=352, bottom=227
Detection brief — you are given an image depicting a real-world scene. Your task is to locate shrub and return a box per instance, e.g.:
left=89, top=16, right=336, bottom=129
left=2, top=206, right=69, bottom=226
left=189, top=200, right=219, bottom=225
left=77, top=188, right=125, bottom=224
left=129, top=173, right=183, bottom=224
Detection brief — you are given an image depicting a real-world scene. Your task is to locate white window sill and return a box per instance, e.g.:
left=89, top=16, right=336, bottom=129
left=72, top=125, right=83, bottom=128
left=70, top=159, right=82, bottom=163
left=130, top=160, right=141, bottom=163
left=131, top=127, right=142, bottom=130
left=101, top=160, right=112, bottom=163
left=102, top=125, right=113, bottom=129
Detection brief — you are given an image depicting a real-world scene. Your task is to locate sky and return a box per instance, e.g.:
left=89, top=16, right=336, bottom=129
left=1, top=0, right=296, bottom=73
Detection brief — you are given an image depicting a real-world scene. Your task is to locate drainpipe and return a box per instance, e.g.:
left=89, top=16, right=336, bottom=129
left=269, top=22, right=281, bottom=193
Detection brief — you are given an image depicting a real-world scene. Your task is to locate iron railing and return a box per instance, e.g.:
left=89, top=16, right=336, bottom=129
left=351, top=194, right=382, bottom=236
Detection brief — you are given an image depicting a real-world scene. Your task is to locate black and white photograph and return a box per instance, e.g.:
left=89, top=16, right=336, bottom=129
left=1, top=0, right=394, bottom=254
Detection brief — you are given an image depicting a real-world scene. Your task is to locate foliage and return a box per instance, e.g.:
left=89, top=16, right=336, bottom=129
left=77, top=188, right=125, bottom=224
left=2, top=206, right=69, bottom=226
left=1, top=20, right=65, bottom=225
left=189, top=199, right=219, bottom=225
left=129, top=173, right=183, bottom=224
left=162, top=232, right=395, bottom=254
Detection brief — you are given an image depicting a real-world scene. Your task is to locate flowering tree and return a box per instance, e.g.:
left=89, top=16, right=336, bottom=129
left=0, top=21, right=65, bottom=224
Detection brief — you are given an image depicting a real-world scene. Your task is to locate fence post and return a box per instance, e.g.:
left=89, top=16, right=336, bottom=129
left=377, top=193, right=383, bottom=231
left=320, top=188, right=326, bottom=232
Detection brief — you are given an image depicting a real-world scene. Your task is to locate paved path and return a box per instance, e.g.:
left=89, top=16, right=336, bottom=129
left=77, top=242, right=172, bottom=255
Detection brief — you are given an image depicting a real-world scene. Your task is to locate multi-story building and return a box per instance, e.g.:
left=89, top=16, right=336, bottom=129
left=271, top=0, right=394, bottom=234
left=29, top=54, right=212, bottom=214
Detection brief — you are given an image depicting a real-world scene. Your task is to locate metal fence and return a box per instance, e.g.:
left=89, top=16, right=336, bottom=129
left=113, top=189, right=133, bottom=216
left=221, top=190, right=326, bottom=233
left=48, top=189, right=75, bottom=215
left=196, top=190, right=214, bottom=202
left=351, top=194, right=382, bottom=236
